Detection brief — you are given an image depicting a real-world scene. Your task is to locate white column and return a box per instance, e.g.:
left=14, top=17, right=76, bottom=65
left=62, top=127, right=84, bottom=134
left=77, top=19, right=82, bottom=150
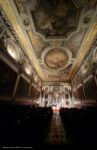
left=69, top=93, right=72, bottom=107
left=47, top=94, right=49, bottom=107
left=41, top=94, right=44, bottom=107
left=64, top=93, right=66, bottom=106
left=12, top=72, right=21, bottom=100
left=39, top=94, right=42, bottom=106
left=94, top=75, right=97, bottom=87
left=28, top=81, right=32, bottom=98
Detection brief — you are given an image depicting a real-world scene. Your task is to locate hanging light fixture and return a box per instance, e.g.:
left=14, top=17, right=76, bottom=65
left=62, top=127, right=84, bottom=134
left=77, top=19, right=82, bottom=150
left=24, top=63, right=32, bottom=75
left=34, top=73, right=38, bottom=82
left=93, top=48, right=97, bottom=63
left=81, top=63, right=89, bottom=75
left=7, top=39, right=20, bottom=61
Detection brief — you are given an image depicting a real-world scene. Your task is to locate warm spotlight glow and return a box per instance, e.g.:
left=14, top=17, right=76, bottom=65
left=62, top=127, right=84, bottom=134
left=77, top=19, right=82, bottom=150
left=52, top=105, right=60, bottom=111
left=74, top=101, right=81, bottom=105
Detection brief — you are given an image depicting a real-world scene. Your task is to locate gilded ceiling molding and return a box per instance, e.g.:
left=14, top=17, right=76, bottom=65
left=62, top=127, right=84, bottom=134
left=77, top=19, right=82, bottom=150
left=0, top=0, right=45, bottom=80
left=1, top=0, right=97, bottom=83
left=69, top=21, right=97, bottom=80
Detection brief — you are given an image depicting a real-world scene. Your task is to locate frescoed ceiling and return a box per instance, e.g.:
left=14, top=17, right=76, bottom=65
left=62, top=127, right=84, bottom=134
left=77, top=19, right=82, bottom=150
left=0, top=0, right=97, bottom=85
left=31, top=0, right=80, bottom=38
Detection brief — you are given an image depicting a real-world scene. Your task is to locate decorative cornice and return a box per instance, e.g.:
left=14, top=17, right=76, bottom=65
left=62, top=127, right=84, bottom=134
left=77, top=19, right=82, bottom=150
left=0, top=0, right=97, bottom=83
left=0, top=0, right=45, bottom=80
left=68, top=21, right=97, bottom=81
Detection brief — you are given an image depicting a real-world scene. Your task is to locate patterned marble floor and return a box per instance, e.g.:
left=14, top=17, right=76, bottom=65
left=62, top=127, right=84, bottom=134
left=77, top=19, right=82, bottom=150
left=43, top=111, right=69, bottom=145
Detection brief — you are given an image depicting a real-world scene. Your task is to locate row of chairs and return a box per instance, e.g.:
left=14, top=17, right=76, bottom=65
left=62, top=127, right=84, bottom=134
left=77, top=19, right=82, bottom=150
left=0, top=103, right=53, bottom=146
left=60, top=106, right=97, bottom=145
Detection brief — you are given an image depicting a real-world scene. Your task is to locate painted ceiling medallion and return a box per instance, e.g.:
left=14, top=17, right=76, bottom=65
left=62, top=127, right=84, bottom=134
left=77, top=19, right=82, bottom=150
left=45, top=49, right=69, bottom=69
left=31, top=0, right=80, bottom=39
left=42, top=47, right=72, bottom=70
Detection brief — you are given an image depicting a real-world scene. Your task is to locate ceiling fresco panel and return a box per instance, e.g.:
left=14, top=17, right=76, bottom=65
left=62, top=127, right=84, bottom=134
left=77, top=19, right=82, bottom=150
left=31, top=0, right=80, bottom=39
left=1, top=0, right=97, bottom=84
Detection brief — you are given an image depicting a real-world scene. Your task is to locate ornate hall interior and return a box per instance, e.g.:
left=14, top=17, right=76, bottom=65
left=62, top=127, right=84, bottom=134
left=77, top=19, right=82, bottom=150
left=0, top=0, right=97, bottom=148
